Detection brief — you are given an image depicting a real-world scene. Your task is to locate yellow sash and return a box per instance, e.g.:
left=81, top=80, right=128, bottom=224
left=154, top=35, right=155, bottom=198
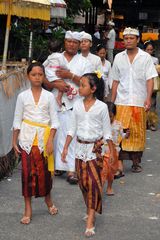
left=23, top=119, right=54, bottom=175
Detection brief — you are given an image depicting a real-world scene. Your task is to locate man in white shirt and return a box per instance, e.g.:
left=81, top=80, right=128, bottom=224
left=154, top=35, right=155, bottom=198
left=80, top=32, right=102, bottom=72
left=105, top=21, right=116, bottom=64
left=111, top=27, right=158, bottom=175
left=43, top=31, right=92, bottom=184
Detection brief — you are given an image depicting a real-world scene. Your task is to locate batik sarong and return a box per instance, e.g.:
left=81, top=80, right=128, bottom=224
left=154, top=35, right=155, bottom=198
left=116, top=105, right=146, bottom=161
left=76, top=138, right=103, bottom=214
left=21, top=146, right=52, bottom=198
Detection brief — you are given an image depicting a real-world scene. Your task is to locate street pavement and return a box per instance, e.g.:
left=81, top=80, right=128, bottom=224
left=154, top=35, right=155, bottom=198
left=0, top=130, right=160, bottom=240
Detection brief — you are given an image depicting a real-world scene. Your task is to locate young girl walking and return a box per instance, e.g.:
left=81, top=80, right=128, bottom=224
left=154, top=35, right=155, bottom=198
left=12, top=62, right=59, bottom=224
left=101, top=102, right=130, bottom=195
left=61, top=73, right=115, bottom=237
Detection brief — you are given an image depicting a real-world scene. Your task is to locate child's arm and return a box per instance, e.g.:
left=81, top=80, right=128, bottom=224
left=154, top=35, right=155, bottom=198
left=12, top=129, right=21, bottom=157
left=61, top=135, right=73, bottom=163
left=107, top=139, right=116, bottom=164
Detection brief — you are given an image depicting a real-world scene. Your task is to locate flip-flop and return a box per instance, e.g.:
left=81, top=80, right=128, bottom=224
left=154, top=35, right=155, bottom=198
left=20, top=216, right=31, bottom=225
left=114, top=170, right=125, bottom=179
left=48, top=205, right=58, bottom=215
left=131, top=165, right=142, bottom=173
left=85, top=227, right=95, bottom=237
left=106, top=192, right=115, bottom=196
left=66, top=175, right=78, bottom=184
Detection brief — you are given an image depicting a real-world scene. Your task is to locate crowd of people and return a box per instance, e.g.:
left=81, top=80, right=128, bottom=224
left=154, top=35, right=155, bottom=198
left=12, top=26, right=159, bottom=237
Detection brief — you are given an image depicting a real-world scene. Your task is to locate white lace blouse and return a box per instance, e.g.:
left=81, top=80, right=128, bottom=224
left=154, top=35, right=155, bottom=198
left=68, top=99, right=112, bottom=161
left=13, top=88, right=59, bottom=154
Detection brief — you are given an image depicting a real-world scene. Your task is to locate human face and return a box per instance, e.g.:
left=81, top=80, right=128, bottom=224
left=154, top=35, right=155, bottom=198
left=80, top=39, right=92, bottom=52
left=64, top=39, right=79, bottom=55
left=28, top=66, right=44, bottom=87
left=79, top=77, right=95, bottom=97
left=145, top=44, right=154, bottom=55
left=97, top=48, right=107, bottom=61
left=123, top=35, right=139, bottom=50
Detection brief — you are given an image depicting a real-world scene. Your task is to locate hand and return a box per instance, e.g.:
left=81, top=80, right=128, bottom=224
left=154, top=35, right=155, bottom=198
left=56, top=69, right=72, bottom=79
left=125, top=128, right=130, bottom=139
left=46, top=139, right=53, bottom=156
left=13, top=143, right=21, bottom=157
left=61, top=147, right=68, bottom=163
left=54, top=80, right=70, bottom=92
left=144, top=98, right=151, bottom=112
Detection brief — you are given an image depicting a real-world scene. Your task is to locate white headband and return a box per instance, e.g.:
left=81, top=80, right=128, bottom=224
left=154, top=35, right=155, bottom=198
left=80, top=31, right=92, bottom=41
left=65, top=31, right=81, bottom=41
left=123, top=27, right=139, bottom=36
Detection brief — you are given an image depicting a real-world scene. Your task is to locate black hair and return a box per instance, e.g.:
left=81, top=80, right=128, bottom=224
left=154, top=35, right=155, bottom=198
left=106, top=101, right=116, bottom=116
left=27, top=61, right=45, bottom=75
left=48, top=40, right=62, bottom=53
left=143, top=40, right=155, bottom=50
left=96, top=44, right=106, bottom=52
left=82, top=73, right=105, bottom=101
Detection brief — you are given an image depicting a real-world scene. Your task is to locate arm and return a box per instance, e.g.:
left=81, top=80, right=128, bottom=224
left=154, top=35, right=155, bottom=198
left=111, top=80, right=119, bottom=102
left=43, top=77, right=70, bottom=92
left=12, top=129, right=21, bottom=157
left=56, top=69, right=81, bottom=86
left=46, top=128, right=57, bottom=155
left=144, top=79, right=154, bottom=111
left=61, top=135, right=73, bottom=163
left=107, top=139, right=116, bottom=164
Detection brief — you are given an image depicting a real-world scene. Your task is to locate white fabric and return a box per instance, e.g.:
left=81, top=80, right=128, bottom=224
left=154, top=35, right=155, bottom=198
left=102, top=59, right=112, bottom=95
left=43, top=53, right=66, bottom=82
left=151, top=56, right=159, bottom=65
left=105, top=120, right=126, bottom=152
left=94, top=31, right=100, bottom=39
left=111, top=48, right=158, bottom=107
left=50, top=53, right=92, bottom=111
left=106, top=28, right=116, bottom=49
left=67, top=99, right=112, bottom=161
left=13, top=88, right=59, bottom=154
left=54, top=53, right=93, bottom=171
left=65, top=31, right=81, bottom=41
left=107, top=21, right=115, bottom=26
left=123, top=27, right=139, bottom=36
left=80, top=52, right=102, bottom=72
left=80, top=31, right=92, bottom=41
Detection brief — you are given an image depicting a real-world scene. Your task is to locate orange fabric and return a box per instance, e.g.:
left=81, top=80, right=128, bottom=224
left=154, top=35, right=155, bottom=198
left=115, top=105, right=146, bottom=152
left=101, top=152, right=118, bottom=186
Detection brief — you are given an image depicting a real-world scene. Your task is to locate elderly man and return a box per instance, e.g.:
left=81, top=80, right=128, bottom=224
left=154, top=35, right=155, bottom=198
left=111, top=27, right=158, bottom=176
left=43, top=31, right=92, bottom=184
left=80, top=31, right=102, bottom=72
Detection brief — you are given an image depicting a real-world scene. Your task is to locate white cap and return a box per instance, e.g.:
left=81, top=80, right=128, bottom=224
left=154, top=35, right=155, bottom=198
left=123, top=27, right=139, bottom=36
left=65, top=31, right=81, bottom=41
left=107, top=21, right=115, bottom=26
left=80, top=31, right=92, bottom=41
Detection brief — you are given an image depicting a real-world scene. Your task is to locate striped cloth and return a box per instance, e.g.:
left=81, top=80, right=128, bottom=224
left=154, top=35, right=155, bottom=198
left=76, top=158, right=102, bottom=214
left=116, top=105, right=146, bottom=152
left=21, top=146, right=52, bottom=198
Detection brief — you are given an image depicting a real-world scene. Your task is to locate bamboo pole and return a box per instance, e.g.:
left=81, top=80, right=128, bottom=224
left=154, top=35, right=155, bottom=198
left=2, top=0, right=13, bottom=72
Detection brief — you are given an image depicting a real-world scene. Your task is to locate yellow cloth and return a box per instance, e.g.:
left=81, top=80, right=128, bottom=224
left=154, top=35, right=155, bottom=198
left=115, top=106, right=146, bottom=152
left=23, top=119, right=54, bottom=174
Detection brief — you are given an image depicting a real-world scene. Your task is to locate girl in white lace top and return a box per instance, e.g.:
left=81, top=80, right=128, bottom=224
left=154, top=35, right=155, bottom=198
left=61, top=72, right=115, bottom=237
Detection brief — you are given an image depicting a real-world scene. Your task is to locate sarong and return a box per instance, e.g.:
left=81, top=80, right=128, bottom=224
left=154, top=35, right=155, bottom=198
left=76, top=138, right=103, bottom=214
left=116, top=105, right=146, bottom=161
left=101, top=151, right=118, bottom=186
left=21, top=146, right=52, bottom=198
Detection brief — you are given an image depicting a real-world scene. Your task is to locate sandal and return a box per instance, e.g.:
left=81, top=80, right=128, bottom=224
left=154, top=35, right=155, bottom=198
left=114, top=170, right=125, bottom=179
left=131, top=164, right=142, bottom=173
left=85, top=227, right=95, bottom=237
left=48, top=205, right=58, bottom=215
left=67, top=175, right=78, bottom=184
left=54, top=170, right=65, bottom=176
left=20, top=216, right=31, bottom=225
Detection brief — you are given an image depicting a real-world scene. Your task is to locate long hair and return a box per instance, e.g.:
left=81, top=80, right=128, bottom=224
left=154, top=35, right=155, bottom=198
left=82, top=73, right=105, bottom=102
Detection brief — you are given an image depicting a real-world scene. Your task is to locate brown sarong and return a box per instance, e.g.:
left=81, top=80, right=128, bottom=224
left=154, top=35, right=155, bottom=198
left=76, top=138, right=103, bottom=214
left=21, top=146, right=52, bottom=198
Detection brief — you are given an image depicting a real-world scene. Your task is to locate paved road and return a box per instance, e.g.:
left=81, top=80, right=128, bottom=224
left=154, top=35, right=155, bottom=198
left=0, top=130, right=160, bottom=240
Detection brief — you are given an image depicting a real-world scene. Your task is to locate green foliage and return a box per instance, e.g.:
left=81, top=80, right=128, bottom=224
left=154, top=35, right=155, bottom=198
left=66, top=0, right=92, bottom=17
